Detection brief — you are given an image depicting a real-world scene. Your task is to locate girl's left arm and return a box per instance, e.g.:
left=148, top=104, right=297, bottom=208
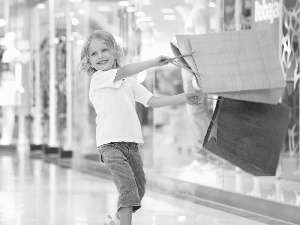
left=115, top=56, right=169, bottom=81
left=148, top=93, right=202, bottom=108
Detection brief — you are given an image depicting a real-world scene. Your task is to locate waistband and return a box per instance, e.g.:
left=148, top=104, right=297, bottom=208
left=109, top=142, right=137, bottom=145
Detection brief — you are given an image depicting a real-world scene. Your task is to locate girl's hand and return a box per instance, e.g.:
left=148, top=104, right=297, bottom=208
left=152, top=55, right=171, bottom=67
left=185, top=93, right=202, bottom=106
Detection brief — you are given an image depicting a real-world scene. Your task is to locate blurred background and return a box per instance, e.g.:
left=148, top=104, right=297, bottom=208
left=0, top=0, right=299, bottom=223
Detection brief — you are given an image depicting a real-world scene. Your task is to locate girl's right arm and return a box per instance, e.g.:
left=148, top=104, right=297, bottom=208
left=114, top=56, right=169, bottom=81
left=148, top=92, right=202, bottom=108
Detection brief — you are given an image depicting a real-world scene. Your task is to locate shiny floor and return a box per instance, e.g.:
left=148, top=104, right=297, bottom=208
left=0, top=149, right=290, bottom=225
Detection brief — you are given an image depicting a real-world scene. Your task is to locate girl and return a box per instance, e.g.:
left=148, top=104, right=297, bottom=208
left=79, top=30, right=202, bottom=225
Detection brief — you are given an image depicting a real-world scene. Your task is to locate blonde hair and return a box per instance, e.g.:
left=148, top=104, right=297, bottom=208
left=78, top=30, right=125, bottom=76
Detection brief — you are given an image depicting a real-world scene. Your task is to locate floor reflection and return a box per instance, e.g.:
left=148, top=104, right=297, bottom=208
left=0, top=151, right=281, bottom=225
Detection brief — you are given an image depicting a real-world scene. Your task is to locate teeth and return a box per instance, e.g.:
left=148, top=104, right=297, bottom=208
left=98, top=60, right=107, bottom=64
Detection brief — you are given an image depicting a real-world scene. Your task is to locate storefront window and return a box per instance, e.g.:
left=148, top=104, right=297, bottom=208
left=136, top=0, right=300, bottom=209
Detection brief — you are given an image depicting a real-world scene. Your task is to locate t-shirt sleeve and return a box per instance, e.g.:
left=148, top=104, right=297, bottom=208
left=129, top=77, right=153, bottom=107
left=94, top=69, right=123, bottom=89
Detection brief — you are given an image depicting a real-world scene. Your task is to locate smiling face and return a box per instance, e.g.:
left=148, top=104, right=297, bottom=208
left=88, top=38, right=116, bottom=71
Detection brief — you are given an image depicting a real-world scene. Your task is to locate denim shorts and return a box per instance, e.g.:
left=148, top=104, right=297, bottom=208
left=98, top=142, right=146, bottom=212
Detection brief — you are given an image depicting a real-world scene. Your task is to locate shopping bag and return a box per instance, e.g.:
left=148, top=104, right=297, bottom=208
left=175, top=29, right=286, bottom=104
left=203, top=98, right=289, bottom=176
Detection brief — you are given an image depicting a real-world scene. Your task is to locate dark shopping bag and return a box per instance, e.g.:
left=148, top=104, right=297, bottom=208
left=203, top=97, right=289, bottom=176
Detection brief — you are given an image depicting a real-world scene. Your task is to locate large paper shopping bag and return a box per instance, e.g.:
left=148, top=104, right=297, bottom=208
left=203, top=98, right=289, bottom=176
left=175, top=29, right=286, bottom=104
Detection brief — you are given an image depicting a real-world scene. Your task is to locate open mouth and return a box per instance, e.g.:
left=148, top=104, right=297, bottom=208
left=97, top=59, right=108, bottom=65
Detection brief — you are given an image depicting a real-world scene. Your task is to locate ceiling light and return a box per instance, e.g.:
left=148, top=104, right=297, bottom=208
left=54, top=38, right=60, bottom=44
left=71, top=18, right=79, bottom=25
left=209, top=2, right=216, bottom=7
left=36, top=3, right=45, bottom=9
left=114, top=36, right=123, bottom=44
left=77, top=39, right=84, bottom=46
left=177, top=216, right=186, bottom=222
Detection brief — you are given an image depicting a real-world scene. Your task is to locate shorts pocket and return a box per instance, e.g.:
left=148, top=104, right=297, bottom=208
left=100, top=153, right=104, bottom=163
left=97, top=147, right=104, bottom=163
left=98, top=143, right=118, bottom=163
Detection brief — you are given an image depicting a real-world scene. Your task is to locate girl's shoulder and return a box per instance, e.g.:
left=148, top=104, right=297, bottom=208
left=91, top=69, right=124, bottom=89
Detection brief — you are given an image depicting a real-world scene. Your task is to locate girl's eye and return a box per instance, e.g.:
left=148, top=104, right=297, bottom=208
left=91, top=52, right=96, bottom=56
left=102, top=49, right=108, bottom=52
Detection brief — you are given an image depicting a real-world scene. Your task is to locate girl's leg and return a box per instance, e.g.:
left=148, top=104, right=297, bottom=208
left=127, top=143, right=146, bottom=205
left=119, top=207, right=133, bottom=225
left=99, top=143, right=141, bottom=224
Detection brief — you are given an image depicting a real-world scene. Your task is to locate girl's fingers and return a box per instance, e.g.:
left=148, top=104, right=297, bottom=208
left=188, top=94, right=202, bottom=105
left=161, top=56, right=171, bottom=61
left=160, top=58, right=170, bottom=64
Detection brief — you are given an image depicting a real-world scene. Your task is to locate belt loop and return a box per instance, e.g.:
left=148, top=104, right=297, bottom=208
left=126, top=142, right=131, bottom=159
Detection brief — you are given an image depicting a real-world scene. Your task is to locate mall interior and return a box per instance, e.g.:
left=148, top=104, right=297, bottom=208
left=0, top=0, right=299, bottom=224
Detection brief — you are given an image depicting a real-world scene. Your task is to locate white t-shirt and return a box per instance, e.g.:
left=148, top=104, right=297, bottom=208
left=89, top=69, right=153, bottom=147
